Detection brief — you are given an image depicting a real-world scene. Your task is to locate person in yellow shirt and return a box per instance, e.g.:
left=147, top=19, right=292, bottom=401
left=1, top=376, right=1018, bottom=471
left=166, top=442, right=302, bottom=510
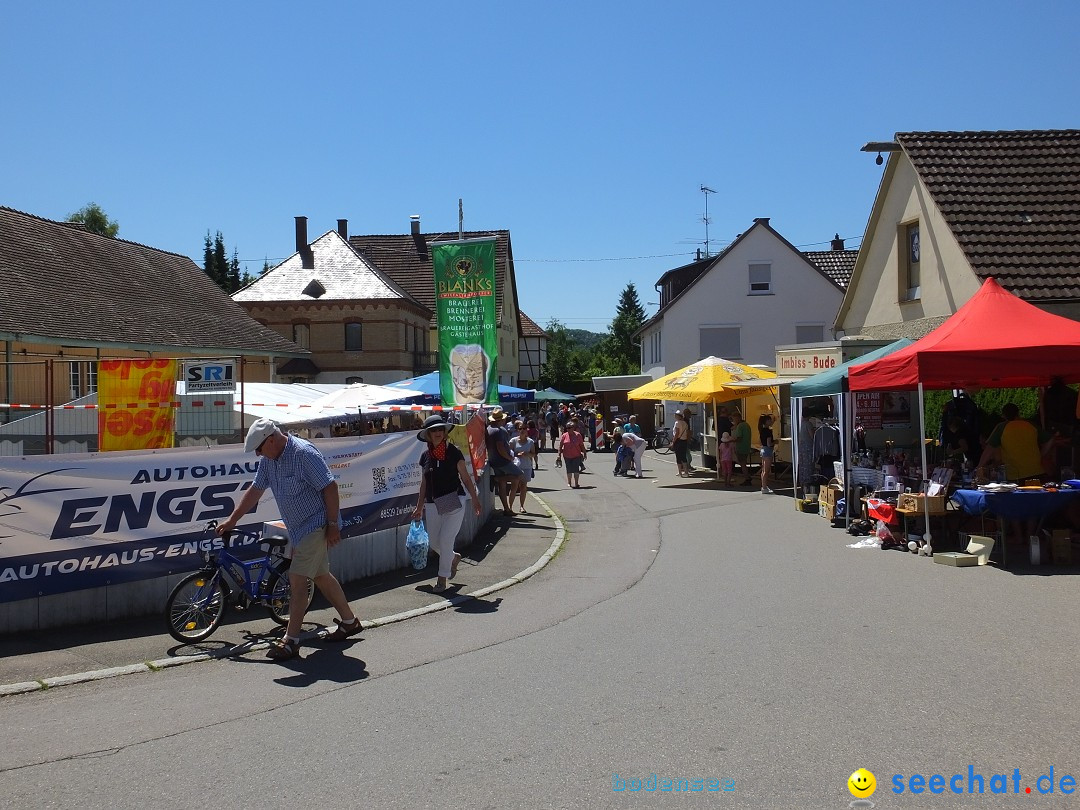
left=977, top=403, right=1057, bottom=483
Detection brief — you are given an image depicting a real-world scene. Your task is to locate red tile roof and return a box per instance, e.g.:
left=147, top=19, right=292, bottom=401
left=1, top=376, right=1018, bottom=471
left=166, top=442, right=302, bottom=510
left=897, top=129, right=1080, bottom=300
left=519, top=311, right=548, bottom=338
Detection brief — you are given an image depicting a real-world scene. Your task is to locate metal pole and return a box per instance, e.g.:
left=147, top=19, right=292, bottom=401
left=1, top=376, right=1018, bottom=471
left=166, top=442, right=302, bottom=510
left=919, top=382, right=932, bottom=548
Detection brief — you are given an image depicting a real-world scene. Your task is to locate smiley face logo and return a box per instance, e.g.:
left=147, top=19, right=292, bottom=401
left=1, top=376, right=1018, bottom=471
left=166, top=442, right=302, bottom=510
left=847, top=768, right=876, bottom=798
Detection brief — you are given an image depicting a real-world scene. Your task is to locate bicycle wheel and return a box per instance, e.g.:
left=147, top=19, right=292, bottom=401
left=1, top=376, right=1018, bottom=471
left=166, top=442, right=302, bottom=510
left=264, top=567, right=315, bottom=625
left=165, top=572, right=227, bottom=643
left=653, top=434, right=672, bottom=454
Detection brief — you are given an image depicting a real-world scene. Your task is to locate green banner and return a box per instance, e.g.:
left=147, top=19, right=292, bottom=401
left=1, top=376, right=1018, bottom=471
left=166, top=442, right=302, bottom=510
left=432, top=238, right=499, bottom=406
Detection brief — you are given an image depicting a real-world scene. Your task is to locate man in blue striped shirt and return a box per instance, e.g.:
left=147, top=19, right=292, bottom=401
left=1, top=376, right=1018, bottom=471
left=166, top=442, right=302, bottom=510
left=217, top=419, right=361, bottom=660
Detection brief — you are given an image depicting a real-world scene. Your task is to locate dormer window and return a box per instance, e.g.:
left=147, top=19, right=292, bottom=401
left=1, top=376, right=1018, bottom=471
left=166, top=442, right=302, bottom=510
left=302, top=279, right=326, bottom=299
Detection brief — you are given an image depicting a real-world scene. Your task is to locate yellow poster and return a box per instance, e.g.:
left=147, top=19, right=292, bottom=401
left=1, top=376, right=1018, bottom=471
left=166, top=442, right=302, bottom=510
left=97, top=359, right=177, bottom=451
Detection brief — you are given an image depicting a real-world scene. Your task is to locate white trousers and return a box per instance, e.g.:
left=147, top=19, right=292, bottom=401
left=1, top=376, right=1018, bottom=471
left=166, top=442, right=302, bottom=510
left=628, top=443, right=646, bottom=476
left=423, top=496, right=466, bottom=577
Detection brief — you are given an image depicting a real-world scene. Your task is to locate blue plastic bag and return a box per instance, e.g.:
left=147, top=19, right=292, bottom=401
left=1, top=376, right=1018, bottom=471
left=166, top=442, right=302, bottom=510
left=405, top=520, right=430, bottom=570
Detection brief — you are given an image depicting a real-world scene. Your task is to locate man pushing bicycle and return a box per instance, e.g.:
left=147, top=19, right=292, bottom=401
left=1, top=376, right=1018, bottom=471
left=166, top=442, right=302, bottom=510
left=216, top=419, right=362, bottom=660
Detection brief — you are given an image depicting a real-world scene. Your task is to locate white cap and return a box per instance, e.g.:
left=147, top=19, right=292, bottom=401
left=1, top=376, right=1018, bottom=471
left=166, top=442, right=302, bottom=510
left=244, top=418, right=280, bottom=452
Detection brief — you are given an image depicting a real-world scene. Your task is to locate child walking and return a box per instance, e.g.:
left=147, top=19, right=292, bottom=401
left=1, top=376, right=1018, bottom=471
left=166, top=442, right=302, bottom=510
left=719, top=431, right=735, bottom=486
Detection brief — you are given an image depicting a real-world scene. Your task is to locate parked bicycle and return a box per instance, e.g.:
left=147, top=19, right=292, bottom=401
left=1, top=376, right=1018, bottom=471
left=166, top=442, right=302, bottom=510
left=164, top=520, right=314, bottom=643
left=650, top=427, right=673, bottom=454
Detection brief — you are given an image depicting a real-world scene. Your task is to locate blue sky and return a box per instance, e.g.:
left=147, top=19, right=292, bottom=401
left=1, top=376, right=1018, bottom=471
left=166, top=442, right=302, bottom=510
left=3, top=1, right=1078, bottom=332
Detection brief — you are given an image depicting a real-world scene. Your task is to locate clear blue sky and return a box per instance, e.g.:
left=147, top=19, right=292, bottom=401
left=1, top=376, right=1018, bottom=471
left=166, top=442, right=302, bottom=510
left=3, top=2, right=1078, bottom=332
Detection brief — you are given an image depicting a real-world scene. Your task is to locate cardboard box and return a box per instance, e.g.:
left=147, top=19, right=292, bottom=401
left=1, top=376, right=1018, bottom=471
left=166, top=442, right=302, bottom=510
left=820, top=481, right=842, bottom=508
left=819, top=500, right=835, bottom=520
left=934, top=551, right=979, bottom=567
left=897, top=493, right=948, bottom=513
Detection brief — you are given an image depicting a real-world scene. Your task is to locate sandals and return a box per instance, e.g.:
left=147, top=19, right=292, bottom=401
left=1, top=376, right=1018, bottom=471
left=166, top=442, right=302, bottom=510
left=323, top=617, right=363, bottom=642
left=266, top=637, right=301, bottom=660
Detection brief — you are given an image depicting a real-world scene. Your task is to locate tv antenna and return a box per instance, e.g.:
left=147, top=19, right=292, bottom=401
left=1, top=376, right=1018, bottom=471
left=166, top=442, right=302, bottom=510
left=700, top=184, right=716, bottom=257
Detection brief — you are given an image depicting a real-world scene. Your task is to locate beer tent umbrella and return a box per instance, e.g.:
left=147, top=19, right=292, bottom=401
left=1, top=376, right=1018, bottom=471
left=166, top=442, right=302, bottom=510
left=627, top=356, right=779, bottom=480
left=847, top=277, right=1080, bottom=549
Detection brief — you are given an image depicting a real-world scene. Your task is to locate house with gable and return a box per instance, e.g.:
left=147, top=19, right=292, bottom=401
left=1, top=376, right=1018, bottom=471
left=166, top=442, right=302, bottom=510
left=518, top=311, right=548, bottom=389
left=637, top=218, right=853, bottom=390
left=233, top=217, right=433, bottom=385
left=349, top=216, right=524, bottom=386
left=836, top=129, right=1080, bottom=340
left=0, top=205, right=305, bottom=437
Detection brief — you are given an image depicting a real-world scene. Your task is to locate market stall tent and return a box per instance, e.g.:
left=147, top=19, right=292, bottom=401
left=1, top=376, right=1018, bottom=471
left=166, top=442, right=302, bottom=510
left=847, top=278, right=1080, bottom=391
left=846, top=277, right=1080, bottom=547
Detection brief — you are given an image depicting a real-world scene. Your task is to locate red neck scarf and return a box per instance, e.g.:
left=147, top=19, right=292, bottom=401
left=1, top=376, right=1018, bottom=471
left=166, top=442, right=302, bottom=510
left=430, top=441, right=447, bottom=461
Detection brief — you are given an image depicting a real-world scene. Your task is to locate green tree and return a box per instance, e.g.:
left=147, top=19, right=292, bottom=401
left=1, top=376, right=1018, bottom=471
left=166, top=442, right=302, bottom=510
left=202, top=230, right=250, bottom=292
left=67, top=202, right=119, bottom=238
left=227, top=248, right=242, bottom=292
left=539, top=319, right=586, bottom=390
left=601, top=282, right=648, bottom=375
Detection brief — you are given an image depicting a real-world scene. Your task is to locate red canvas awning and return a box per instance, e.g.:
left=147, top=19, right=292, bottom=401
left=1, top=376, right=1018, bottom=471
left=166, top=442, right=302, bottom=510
left=848, top=278, right=1080, bottom=391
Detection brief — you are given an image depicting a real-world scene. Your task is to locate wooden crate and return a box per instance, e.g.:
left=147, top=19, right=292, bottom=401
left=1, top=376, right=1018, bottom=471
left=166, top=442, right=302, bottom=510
left=897, top=493, right=947, bottom=514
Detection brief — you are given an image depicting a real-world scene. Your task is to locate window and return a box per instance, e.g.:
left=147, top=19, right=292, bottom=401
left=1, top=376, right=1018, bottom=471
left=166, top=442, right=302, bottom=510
left=902, top=221, right=921, bottom=300
left=345, top=322, right=363, bottom=351
left=749, top=263, right=772, bottom=294
left=795, top=324, right=824, bottom=344
left=346, top=376, right=363, bottom=384
left=292, top=323, right=310, bottom=349
left=700, top=326, right=741, bottom=359
left=68, top=361, right=97, bottom=400
left=68, top=362, right=80, bottom=400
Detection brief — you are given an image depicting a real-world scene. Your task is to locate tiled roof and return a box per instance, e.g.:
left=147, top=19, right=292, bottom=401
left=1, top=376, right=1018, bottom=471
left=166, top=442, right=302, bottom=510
left=0, top=206, right=304, bottom=356
left=349, top=229, right=514, bottom=327
left=897, top=129, right=1080, bottom=300
left=803, top=249, right=857, bottom=289
left=519, top=310, right=547, bottom=338
left=233, top=229, right=424, bottom=309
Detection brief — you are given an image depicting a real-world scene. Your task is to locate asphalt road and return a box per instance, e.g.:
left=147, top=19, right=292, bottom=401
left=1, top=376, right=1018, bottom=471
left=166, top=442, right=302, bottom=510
left=3, top=449, right=1079, bottom=808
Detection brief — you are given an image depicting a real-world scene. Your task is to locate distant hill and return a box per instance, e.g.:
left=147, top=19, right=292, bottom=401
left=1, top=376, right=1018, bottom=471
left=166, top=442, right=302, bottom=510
left=566, top=328, right=605, bottom=349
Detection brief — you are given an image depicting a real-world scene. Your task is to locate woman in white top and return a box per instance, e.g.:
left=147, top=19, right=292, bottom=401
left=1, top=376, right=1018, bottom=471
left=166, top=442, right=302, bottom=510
left=509, top=421, right=536, bottom=513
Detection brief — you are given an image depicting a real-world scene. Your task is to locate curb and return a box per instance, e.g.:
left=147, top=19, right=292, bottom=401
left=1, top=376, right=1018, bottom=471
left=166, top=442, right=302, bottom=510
left=0, top=494, right=568, bottom=698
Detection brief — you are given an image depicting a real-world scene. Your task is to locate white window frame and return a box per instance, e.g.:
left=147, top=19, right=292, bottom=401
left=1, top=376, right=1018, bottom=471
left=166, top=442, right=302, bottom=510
left=748, top=262, right=772, bottom=295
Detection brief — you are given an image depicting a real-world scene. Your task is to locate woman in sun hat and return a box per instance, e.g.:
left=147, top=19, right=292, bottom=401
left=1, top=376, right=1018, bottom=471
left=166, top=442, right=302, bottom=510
left=412, top=415, right=482, bottom=592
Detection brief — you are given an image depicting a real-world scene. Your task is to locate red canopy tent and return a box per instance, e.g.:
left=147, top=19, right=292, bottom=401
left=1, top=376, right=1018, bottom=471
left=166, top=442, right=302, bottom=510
left=848, top=277, right=1080, bottom=391
left=847, top=277, right=1080, bottom=550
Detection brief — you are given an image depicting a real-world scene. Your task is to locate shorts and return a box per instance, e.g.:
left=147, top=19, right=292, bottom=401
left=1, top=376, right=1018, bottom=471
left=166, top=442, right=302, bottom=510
left=564, top=456, right=584, bottom=474
left=490, top=462, right=525, bottom=478
left=761, top=447, right=774, bottom=459
left=290, top=527, right=330, bottom=579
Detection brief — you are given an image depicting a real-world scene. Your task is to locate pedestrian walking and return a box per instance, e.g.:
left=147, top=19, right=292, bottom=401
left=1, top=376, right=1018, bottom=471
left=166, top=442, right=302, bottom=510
left=486, top=407, right=527, bottom=514
left=719, top=431, right=735, bottom=485
left=672, top=409, right=692, bottom=477
left=412, top=415, right=482, bottom=592
left=559, top=419, right=587, bottom=488
left=510, top=420, right=536, bottom=512
left=216, top=418, right=360, bottom=661
left=730, top=409, right=753, bottom=485
left=758, top=413, right=775, bottom=494
left=621, top=431, right=647, bottom=478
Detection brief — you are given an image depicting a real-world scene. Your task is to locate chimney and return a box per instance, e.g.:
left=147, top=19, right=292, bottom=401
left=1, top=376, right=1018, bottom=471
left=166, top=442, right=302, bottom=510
left=753, top=217, right=770, bottom=226
left=337, top=219, right=348, bottom=239
left=410, top=214, right=421, bottom=236
left=831, top=233, right=845, bottom=251
left=294, top=216, right=314, bottom=269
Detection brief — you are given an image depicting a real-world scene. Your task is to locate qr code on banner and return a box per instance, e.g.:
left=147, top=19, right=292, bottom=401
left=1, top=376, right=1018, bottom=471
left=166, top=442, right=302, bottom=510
left=373, top=466, right=388, bottom=494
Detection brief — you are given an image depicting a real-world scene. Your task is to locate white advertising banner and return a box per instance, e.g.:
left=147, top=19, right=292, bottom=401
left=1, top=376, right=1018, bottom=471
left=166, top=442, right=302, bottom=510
left=0, top=433, right=421, bottom=602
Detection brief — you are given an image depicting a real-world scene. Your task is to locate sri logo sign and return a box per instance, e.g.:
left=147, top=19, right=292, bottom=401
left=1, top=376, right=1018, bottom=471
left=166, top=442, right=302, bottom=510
left=183, top=360, right=236, bottom=393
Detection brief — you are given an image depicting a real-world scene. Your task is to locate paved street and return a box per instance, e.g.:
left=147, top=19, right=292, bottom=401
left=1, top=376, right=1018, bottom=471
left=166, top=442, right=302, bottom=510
left=2, top=448, right=1079, bottom=808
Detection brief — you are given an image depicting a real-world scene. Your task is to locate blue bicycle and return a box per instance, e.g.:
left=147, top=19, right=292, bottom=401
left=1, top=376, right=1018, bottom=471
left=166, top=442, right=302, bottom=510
left=164, top=520, right=314, bottom=643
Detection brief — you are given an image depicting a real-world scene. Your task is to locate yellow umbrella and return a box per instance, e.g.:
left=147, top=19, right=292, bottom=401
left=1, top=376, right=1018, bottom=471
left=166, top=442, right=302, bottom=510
left=628, top=356, right=778, bottom=481
left=626, top=356, right=778, bottom=403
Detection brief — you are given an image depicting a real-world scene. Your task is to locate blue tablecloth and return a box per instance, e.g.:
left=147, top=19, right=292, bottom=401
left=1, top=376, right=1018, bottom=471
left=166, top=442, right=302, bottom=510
left=951, top=489, right=1080, bottom=521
